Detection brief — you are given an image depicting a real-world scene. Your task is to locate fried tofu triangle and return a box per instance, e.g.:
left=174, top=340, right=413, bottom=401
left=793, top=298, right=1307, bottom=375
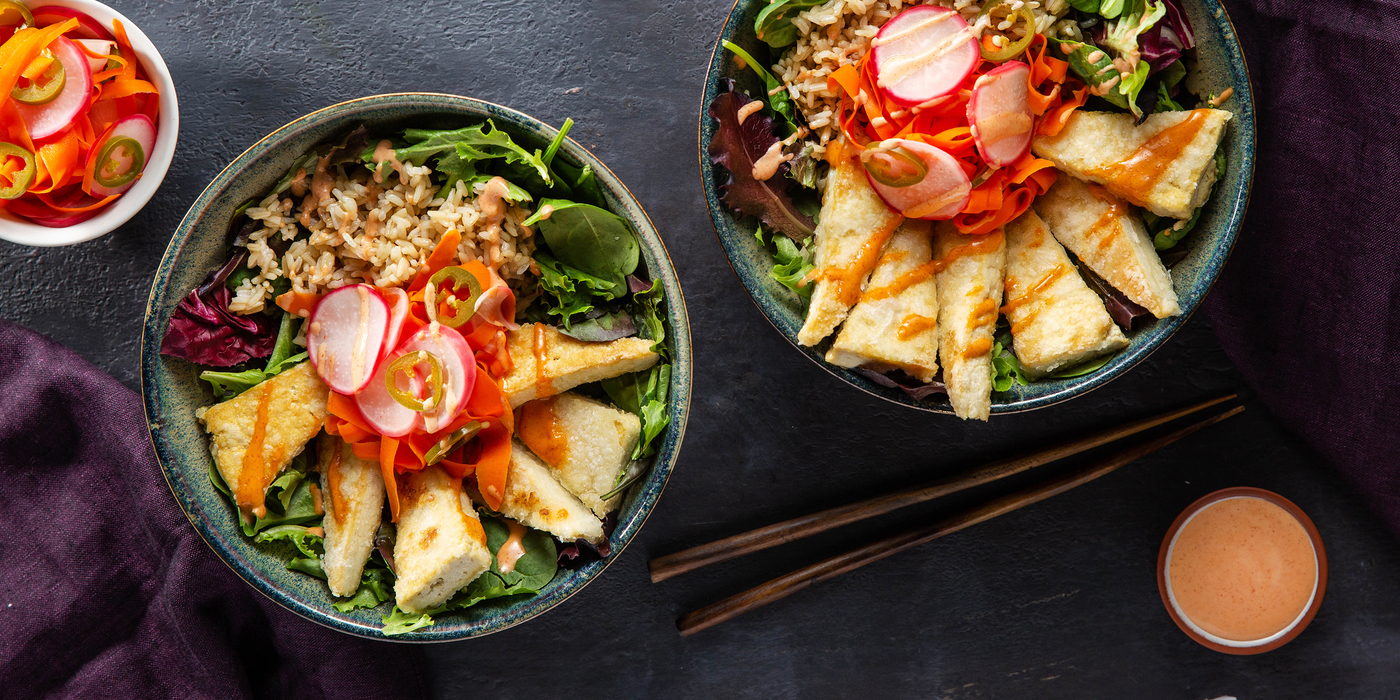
left=316, top=434, right=386, bottom=598
left=1036, top=176, right=1180, bottom=318
left=393, top=466, right=492, bottom=613
left=197, top=362, right=329, bottom=519
left=1031, top=108, right=1230, bottom=220
left=516, top=392, right=640, bottom=518
left=933, top=224, right=1006, bottom=422
left=501, top=324, right=659, bottom=408
left=798, top=146, right=904, bottom=346
left=1002, top=211, right=1128, bottom=378
left=497, top=440, right=605, bottom=545
left=826, top=219, right=940, bottom=382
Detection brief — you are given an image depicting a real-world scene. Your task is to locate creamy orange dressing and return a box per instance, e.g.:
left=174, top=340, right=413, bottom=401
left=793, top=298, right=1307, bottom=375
left=449, top=478, right=487, bottom=546
left=532, top=324, right=553, bottom=397
left=518, top=396, right=569, bottom=467
left=477, top=177, right=512, bottom=273
left=371, top=140, right=406, bottom=185
left=1088, top=109, right=1208, bottom=203
left=1000, top=263, right=1066, bottom=316
left=877, top=27, right=975, bottom=87
left=751, top=141, right=791, bottom=181
left=289, top=167, right=308, bottom=197
left=236, top=383, right=275, bottom=518
left=1169, top=497, right=1317, bottom=642
left=737, top=100, right=763, bottom=125
left=534, top=203, right=555, bottom=222
left=961, top=337, right=993, bottom=359
left=497, top=521, right=529, bottom=574
left=872, top=9, right=958, bottom=47
left=309, top=482, right=324, bottom=516
left=900, top=183, right=971, bottom=219
left=350, top=285, right=371, bottom=390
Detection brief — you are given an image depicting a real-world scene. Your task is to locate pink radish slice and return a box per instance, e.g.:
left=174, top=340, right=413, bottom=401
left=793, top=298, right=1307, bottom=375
left=30, top=7, right=115, bottom=41
left=307, top=284, right=391, bottom=394
left=15, top=37, right=93, bottom=140
left=396, top=326, right=476, bottom=433
left=7, top=189, right=106, bottom=227
left=75, top=39, right=115, bottom=73
left=83, top=114, right=157, bottom=197
left=354, top=349, right=421, bottom=437
left=865, top=139, right=971, bottom=220
left=474, top=286, right=519, bottom=331
left=380, top=287, right=410, bottom=359
left=968, top=61, right=1034, bottom=167
left=871, top=5, right=979, bottom=106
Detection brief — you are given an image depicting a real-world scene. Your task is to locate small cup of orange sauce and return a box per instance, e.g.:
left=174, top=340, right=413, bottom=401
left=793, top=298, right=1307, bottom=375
left=1157, top=487, right=1327, bottom=654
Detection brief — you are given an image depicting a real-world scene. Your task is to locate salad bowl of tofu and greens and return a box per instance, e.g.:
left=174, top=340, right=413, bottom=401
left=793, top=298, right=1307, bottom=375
left=141, top=93, right=690, bottom=640
left=702, top=0, right=1254, bottom=419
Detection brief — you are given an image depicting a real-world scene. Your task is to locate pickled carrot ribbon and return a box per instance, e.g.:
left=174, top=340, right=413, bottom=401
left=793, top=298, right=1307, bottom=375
left=29, top=128, right=84, bottom=193
left=825, top=34, right=1081, bottom=235
left=407, top=228, right=463, bottom=292
left=274, top=290, right=322, bottom=316
left=35, top=190, right=119, bottom=212
left=325, top=366, right=515, bottom=519
left=99, top=77, right=157, bottom=101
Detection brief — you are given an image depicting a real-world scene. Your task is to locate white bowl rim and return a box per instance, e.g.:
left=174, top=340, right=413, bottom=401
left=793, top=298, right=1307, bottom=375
left=0, top=0, right=179, bottom=247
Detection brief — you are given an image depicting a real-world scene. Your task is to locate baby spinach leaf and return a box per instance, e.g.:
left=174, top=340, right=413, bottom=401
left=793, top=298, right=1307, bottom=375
left=627, top=276, right=668, bottom=358
left=534, top=200, right=640, bottom=288
left=287, top=557, right=327, bottom=580
left=1067, top=0, right=1102, bottom=12
left=240, top=456, right=322, bottom=536
left=1049, top=352, right=1120, bottom=379
left=753, top=0, right=827, bottom=48
left=482, top=516, right=558, bottom=591
left=1051, top=38, right=1130, bottom=111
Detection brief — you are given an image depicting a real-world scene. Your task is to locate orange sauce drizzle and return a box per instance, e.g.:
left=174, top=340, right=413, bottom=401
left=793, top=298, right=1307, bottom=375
left=962, top=337, right=993, bottom=359
left=864, top=230, right=1004, bottom=302
left=817, top=216, right=903, bottom=307
left=237, top=383, right=274, bottom=518
left=1087, top=109, right=1209, bottom=203
left=451, top=477, right=487, bottom=546
left=498, top=521, right=529, bottom=574
left=326, top=439, right=347, bottom=528
left=897, top=314, right=938, bottom=340
left=309, top=482, right=324, bottom=516
left=1001, top=264, right=1067, bottom=316
left=518, top=397, right=569, bottom=468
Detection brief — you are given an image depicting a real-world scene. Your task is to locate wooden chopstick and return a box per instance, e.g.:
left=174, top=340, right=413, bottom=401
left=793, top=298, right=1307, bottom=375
left=675, top=404, right=1244, bottom=636
left=650, top=393, right=1237, bottom=583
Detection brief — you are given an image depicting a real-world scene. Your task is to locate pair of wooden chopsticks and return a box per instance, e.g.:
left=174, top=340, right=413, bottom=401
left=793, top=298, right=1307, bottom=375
left=651, top=393, right=1243, bottom=636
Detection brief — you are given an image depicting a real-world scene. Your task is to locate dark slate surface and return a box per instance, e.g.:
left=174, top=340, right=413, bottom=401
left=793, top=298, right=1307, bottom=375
left=3, top=0, right=1397, bottom=697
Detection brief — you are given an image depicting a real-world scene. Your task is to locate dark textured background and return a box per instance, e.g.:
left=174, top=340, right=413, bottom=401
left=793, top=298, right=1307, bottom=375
left=4, top=0, right=1398, bottom=697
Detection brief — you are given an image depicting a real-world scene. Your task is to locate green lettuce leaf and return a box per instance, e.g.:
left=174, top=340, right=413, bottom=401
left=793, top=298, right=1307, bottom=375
left=991, top=324, right=1031, bottom=392
left=333, top=567, right=394, bottom=612
left=630, top=277, right=668, bottom=358
left=534, top=252, right=623, bottom=326
left=601, top=364, right=672, bottom=460
left=757, top=226, right=815, bottom=300
left=254, top=524, right=324, bottom=558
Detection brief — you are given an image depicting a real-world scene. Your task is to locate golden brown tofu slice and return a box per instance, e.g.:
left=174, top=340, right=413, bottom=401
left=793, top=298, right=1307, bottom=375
left=825, top=219, right=940, bottom=382
left=393, top=465, right=492, bottom=613
left=315, top=435, right=386, bottom=598
left=498, top=440, right=605, bottom=545
left=1031, top=109, right=1231, bottom=219
left=797, top=147, right=905, bottom=346
left=516, top=392, right=640, bottom=518
left=1036, top=176, right=1180, bottom=318
left=197, top=361, right=329, bottom=518
left=1002, top=211, right=1129, bottom=378
left=501, top=324, right=659, bottom=408
left=933, top=224, right=1006, bottom=421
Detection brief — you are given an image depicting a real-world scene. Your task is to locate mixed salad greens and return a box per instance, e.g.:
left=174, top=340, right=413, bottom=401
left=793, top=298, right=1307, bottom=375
left=712, top=0, right=1224, bottom=398
left=162, top=117, right=672, bottom=634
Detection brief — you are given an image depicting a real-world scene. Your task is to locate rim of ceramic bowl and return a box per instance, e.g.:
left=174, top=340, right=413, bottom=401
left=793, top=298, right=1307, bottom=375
left=0, top=0, right=180, bottom=247
left=140, top=92, right=691, bottom=641
left=698, top=0, right=1256, bottom=415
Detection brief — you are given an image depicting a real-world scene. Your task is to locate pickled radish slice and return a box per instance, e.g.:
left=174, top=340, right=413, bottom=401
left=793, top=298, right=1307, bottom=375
left=871, top=6, right=979, bottom=106
left=396, top=326, right=476, bottom=433
left=14, top=37, right=92, bottom=139
left=29, top=6, right=114, bottom=41
left=381, top=287, right=410, bottom=359
left=307, top=284, right=391, bottom=394
left=354, top=349, right=421, bottom=437
left=474, top=286, right=520, bottom=331
left=968, top=61, right=1034, bottom=167
left=865, top=139, right=971, bottom=220
left=83, top=114, right=157, bottom=197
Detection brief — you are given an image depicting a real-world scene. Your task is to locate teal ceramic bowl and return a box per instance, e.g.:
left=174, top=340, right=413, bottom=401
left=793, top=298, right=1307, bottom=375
left=141, top=93, right=691, bottom=641
left=700, top=0, right=1255, bottom=414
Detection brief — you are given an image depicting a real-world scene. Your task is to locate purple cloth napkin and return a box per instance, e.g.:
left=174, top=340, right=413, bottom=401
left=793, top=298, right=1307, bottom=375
left=1203, top=0, right=1400, bottom=536
left=0, top=321, right=427, bottom=699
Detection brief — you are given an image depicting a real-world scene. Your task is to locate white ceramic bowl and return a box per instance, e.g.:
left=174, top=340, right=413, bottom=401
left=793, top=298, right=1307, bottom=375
left=0, top=0, right=178, bottom=247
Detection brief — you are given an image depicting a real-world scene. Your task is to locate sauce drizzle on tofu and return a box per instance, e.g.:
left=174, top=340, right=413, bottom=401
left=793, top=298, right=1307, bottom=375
left=1086, top=109, right=1209, bottom=203
left=532, top=323, right=553, bottom=397
left=864, top=228, right=1003, bottom=302
left=237, top=383, right=274, bottom=518
left=897, top=313, right=938, bottom=340
left=517, top=397, right=570, bottom=468
left=326, top=439, right=347, bottom=528
left=817, top=216, right=904, bottom=306
left=1001, top=263, right=1067, bottom=316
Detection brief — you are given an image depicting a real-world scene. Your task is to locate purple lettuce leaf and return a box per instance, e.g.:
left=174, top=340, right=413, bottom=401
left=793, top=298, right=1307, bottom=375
left=160, top=252, right=279, bottom=367
left=708, top=78, right=816, bottom=241
left=1140, top=0, right=1195, bottom=74
left=853, top=367, right=948, bottom=400
left=1076, top=261, right=1152, bottom=330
